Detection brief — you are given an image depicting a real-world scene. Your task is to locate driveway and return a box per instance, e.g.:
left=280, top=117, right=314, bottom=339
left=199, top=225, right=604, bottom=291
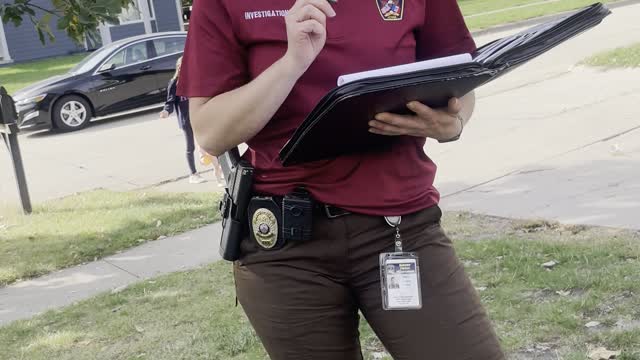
left=1, top=110, right=198, bottom=207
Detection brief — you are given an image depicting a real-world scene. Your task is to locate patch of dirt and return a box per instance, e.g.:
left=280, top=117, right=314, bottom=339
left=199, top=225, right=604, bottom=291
left=443, top=211, right=517, bottom=241
left=511, top=343, right=560, bottom=360
left=614, top=319, right=640, bottom=331
left=589, top=291, right=636, bottom=317
left=514, top=220, right=561, bottom=233
left=514, top=220, right=591, bottom=236
left=522, top=288, right=587, bottom=303
left=444, top=211, right=640, bottom=244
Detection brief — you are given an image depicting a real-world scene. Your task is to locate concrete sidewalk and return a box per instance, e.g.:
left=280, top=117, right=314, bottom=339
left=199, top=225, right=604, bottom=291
left=2, top=2, right=640, bottom=328
left=430, top=3, right=640, bottom=229
left=0, top=223, right=222, bottom=326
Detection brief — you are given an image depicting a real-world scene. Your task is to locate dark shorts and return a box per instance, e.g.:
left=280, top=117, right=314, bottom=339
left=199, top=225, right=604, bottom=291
left=234, top=205, right=505, bottom=360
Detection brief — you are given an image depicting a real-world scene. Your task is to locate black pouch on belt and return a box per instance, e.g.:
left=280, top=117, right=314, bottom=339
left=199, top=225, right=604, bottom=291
left=282, top=188, right=313, bottom=242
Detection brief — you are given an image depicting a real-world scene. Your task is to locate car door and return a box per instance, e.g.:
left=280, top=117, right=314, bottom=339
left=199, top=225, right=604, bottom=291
left=90, top=40, right=161, bottom=115
left=150, top=36, right=187, bottom=100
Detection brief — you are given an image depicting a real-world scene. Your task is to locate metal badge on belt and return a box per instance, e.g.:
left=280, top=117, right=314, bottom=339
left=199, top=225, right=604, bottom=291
left=248, top=197, right=283, bottom=250
left=252, top=208, right=278, bottom=249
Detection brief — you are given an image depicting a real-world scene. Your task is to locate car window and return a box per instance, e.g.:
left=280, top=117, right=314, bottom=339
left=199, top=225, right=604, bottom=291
left=152, top=37, right=186, bottom=57
left=69, top=45, right=117, bottom=74
left=103, top=42, right=150, bottom=69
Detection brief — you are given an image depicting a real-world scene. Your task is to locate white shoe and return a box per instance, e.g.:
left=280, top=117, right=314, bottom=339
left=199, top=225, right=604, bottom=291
left=189, top=174, right=206, bottom=184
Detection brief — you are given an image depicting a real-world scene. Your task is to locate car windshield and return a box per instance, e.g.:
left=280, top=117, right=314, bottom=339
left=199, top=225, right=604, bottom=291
left=68, top=43, right=122, bottom=74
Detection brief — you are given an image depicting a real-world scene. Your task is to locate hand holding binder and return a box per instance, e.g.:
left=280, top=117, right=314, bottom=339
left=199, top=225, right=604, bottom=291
left=278, top=2, right=611, bottom=166
left=369, top=97, right=465, bottom=142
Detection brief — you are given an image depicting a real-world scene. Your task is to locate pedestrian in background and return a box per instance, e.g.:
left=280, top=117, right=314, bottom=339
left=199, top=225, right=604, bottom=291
left=160, top=56, right=224, bottom=185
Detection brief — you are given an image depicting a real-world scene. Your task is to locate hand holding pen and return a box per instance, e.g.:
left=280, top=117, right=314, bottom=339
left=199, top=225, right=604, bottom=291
left=283, top=0, right=337, bottom=76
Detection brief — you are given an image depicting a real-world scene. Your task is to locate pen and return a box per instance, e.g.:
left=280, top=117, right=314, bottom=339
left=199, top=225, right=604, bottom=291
left=327, top=0, right=338, bottom=4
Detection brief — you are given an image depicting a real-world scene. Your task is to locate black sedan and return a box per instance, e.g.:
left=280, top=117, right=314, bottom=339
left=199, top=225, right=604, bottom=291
left=14, top=31, right=186, bottom=132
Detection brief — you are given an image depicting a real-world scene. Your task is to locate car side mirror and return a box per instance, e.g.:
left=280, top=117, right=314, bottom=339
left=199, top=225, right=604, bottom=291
left=98, top=63, right=116, bottom=73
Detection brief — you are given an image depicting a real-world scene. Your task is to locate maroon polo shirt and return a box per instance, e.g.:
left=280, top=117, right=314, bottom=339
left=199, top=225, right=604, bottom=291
left=177, top=0, right=476, bottom=216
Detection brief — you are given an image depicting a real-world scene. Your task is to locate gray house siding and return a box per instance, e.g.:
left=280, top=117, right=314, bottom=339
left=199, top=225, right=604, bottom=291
left=154, top=0, right=182, bottom=32
left=2, top=0, right=182, bottom=63
left=110, top=23, right=146, bottom=42
left=3, top=0, right=83, bottom=62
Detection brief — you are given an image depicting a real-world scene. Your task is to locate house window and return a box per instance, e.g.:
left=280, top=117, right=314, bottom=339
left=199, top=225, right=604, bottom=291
left=118, top=0, right=156, bottom=24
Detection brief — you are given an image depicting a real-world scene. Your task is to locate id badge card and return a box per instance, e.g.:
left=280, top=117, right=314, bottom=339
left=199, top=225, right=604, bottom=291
left=379, top=252, right=422, bottom=311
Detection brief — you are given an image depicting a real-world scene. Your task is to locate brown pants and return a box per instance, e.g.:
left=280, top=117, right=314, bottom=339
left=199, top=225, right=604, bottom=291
left=234, top=205, right=505, bottom=360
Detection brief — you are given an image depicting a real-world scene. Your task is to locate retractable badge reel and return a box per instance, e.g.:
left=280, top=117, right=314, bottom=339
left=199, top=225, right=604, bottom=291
left=380, top=216, right=422, bottom=311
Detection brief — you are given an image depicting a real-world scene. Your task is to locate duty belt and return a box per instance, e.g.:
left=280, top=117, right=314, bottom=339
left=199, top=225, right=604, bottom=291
left=248, top=192, right=351, bottom=250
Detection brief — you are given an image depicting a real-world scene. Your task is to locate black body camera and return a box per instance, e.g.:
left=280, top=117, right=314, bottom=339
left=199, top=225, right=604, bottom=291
left=282, top=188, right=313, bottom=242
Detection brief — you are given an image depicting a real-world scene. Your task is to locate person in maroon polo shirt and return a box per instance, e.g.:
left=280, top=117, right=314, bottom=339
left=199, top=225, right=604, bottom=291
left=177, top=0, right=505, bottom=358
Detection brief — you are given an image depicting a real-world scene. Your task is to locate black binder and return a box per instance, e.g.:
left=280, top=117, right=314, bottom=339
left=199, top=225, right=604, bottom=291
left=278, top=2, right=611, bottom=166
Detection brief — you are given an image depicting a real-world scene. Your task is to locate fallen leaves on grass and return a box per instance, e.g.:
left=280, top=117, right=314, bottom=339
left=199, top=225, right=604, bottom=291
left=588, top=347, right=621, bottom=360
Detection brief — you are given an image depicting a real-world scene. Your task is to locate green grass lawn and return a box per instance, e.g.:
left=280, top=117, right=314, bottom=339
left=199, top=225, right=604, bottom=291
left=0, top=189, right=221, bottom=286
left=583, top=42, right=640, bottom=68
left=1, top=212, right=638, bottom=360
left=461, top=0, right=618, bottom=31
left=0, top=53, right=87, bottom=95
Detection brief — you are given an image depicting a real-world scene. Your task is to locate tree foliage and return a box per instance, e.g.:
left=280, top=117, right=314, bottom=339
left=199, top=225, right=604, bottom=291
left=0, top=0, right=132, bottom=44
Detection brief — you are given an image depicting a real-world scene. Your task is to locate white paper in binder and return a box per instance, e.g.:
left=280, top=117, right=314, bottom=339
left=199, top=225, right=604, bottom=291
left=336, top=53, right=473, bottom=86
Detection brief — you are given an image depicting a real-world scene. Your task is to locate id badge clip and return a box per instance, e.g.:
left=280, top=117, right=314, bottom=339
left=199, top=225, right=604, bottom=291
left=380, top=216, right=423, bottom=311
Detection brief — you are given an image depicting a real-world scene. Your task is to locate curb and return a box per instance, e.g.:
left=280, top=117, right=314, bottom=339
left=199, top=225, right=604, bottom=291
left=470, top=0, right=640, bottom=37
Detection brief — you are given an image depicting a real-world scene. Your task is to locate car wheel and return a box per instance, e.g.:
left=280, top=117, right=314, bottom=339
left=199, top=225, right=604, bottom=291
left=52, top=95, right=92, bottom=131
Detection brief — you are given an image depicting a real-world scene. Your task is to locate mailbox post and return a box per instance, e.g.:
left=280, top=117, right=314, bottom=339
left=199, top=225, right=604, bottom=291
left=0, top=86, right=32, bottom=214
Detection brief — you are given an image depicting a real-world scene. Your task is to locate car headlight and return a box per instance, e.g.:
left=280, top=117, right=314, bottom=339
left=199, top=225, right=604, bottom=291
left=15, top=94, right=47, bottom=107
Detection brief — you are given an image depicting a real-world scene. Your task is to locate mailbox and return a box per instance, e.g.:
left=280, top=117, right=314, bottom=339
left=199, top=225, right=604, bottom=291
left=0, top=87, right=17, bottom=126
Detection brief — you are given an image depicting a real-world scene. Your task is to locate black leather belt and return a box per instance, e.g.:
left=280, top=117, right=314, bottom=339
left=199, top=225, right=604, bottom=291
left=261, top=195, right=351, bottom=219
left=318, top=203, right=351, bottom=219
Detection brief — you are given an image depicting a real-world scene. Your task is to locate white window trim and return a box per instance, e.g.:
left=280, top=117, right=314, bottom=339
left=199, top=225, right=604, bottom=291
left=175, top=0, right=186, bottom=31
left=114, top=0, right=155, bottom=29
left=138, top=0, right=153, bottom=34
left=0, top=22, right=12, bottom=62
left=145, top=0, right=156, bottom=20
left=116, top=19, right=145, bottom=26
left=98, top=23, right=112, bottom=46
